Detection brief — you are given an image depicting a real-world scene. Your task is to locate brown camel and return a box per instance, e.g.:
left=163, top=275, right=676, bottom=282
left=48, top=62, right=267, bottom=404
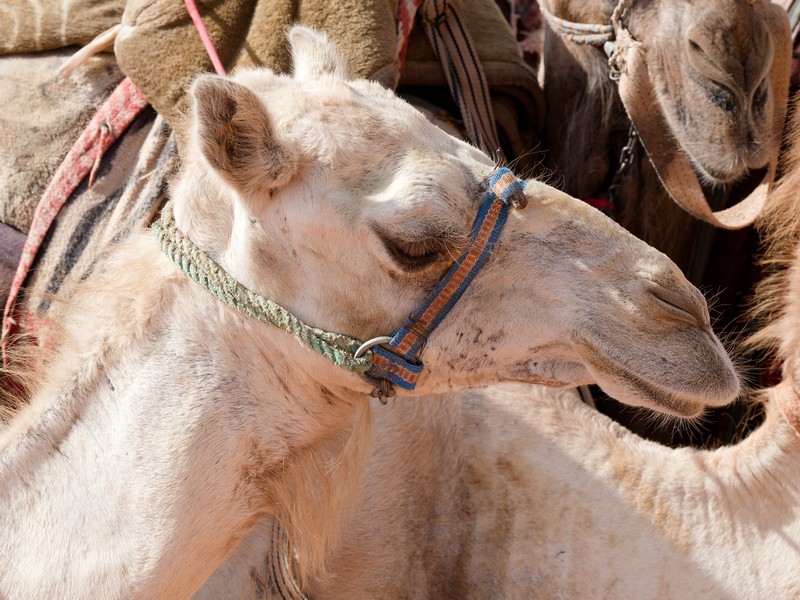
left=539, top=0, right=788, bottom=278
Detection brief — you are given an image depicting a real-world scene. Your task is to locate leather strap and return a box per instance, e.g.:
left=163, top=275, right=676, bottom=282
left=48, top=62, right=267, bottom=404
left=613, top=1, right=791, bottom=230
left=420, top=0, right=503, bottom=157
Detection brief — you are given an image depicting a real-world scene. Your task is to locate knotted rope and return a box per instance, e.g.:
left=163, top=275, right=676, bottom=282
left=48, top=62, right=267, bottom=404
left=539, top=8, right=614, bottom=47
left=152, top=201, right=372, bottom=373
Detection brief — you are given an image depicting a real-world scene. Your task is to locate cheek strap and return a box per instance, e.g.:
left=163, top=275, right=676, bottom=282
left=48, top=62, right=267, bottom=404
left=364, top=167, right=527, bottom=398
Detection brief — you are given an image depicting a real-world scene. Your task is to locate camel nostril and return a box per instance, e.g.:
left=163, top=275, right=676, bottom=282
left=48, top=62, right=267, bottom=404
left=648, top=283, right=710, bottom=328
left=686, top=37, right=735, bottom=104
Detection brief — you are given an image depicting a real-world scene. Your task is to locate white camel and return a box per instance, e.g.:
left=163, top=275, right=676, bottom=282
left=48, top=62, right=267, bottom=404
left=1, top=27, right=738, bottom=599
left=277, top=383, right=799, bottom=599
left=198, top=109, right=800, bottom=600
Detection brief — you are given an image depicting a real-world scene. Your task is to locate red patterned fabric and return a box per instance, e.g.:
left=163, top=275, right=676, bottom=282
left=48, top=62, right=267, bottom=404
left=1, top=77, right=148, bottom=363
left=393, top=0, right=424, bottom=86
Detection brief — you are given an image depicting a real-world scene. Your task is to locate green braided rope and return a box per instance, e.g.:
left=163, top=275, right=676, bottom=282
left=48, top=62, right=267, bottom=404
left=152, top=201, right=373, bottom=373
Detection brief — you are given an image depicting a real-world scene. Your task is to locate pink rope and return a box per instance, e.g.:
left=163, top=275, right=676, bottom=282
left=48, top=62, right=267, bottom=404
left=184, top=0, right=227, bottom=76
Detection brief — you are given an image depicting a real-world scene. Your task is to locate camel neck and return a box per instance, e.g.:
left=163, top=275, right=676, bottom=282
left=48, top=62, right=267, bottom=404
left=0, top=330, right=255, bottom=597
left=605, top=394, right=800, bottom=577
left=0, top=232, right=364, bottom=598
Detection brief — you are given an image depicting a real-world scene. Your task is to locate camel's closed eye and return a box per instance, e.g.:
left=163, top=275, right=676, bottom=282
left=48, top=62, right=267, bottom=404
left=372, top=223, right=465, bottom=273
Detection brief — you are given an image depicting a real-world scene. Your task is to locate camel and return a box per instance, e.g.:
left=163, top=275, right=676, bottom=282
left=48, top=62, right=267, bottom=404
left=537, top=0, right=790, bottom=445
left=538, top=0, right=788, bottom=276
left=198, top=381, right=800, bottom=599
left=196, top=97, right=800, bottom=600
left=0, top=26, right=739, bottom=599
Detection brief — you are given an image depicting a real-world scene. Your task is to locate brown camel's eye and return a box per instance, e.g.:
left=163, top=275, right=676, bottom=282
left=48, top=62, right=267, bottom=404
left=709, top=83, right=735, bottom=112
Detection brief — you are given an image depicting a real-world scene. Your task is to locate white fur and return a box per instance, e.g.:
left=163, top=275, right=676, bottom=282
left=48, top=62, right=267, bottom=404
left=0, top=26, right=739, bottom=599
left=200, top=385, right=800, bottom=599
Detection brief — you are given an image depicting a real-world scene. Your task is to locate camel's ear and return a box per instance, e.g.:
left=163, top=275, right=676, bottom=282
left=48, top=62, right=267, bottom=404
left=190, top=75, right=297, bottom=199
left=288, top=26, right=350, bottom=80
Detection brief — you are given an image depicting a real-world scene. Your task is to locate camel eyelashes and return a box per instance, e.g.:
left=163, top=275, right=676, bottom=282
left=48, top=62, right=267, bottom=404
left=381, top=235, right=446, bottom=272
left=372, top=225, right=459, bottom=272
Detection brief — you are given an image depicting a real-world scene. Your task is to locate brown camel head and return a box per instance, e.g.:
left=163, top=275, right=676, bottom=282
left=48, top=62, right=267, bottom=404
left=628, top=0, right=777, bottom=184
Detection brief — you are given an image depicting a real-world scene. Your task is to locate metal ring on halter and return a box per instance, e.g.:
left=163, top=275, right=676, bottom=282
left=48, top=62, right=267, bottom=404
left=354, top=336, right=393, bottom=359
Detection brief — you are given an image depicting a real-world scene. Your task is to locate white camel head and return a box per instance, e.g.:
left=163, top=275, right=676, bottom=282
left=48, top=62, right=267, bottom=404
left=171, top=26, right=738, bottom=417
left=0, top=25, right=748, bottom=599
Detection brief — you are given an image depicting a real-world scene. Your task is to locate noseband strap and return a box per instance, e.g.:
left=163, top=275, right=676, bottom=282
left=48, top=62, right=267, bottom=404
left=365, top=168, right=526, bottom=396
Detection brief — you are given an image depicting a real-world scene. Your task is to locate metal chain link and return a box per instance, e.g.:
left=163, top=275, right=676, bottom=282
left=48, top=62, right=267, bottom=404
left=605, top=123, right=639, bottom=211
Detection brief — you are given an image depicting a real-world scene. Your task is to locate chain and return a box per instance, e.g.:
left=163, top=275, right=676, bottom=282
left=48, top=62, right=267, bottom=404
left=605, top=123, right=639, bottom=210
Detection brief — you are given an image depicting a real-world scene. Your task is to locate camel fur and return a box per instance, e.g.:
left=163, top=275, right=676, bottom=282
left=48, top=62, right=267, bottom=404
left=199, top=89, right=800, bottom=600
left=0, top=27, right=740, bottom=599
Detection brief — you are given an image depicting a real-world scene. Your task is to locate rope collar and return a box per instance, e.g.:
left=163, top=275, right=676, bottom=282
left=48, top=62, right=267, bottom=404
left=539, top=0, right=634, bottom=48
left=153, top=167, right=527, bottom=400
left=539, top=8, right=614, bottom=47
left=266, top=520, right=308, bottom=600
left=153, top=202, right=373, bottom=373
left=539, top=0, right=639, bottom=88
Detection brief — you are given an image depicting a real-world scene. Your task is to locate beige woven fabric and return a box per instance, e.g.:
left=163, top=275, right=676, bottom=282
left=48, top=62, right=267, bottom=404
left=0, top=50, right=123, bottom=233
left=113, top=0, right=543, bottom=165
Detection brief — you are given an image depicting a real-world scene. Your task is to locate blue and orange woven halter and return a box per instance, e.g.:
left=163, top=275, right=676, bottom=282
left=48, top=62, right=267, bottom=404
left=155, top=166, right=527, bottom=401
left=364, top=167, right=527, bottom=397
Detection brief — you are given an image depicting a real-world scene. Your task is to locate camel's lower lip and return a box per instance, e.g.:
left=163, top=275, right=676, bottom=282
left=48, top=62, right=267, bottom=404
left=688, top=152, right=767, bottom=187
left=601, top=371, right=705, bottom=417
left=583, top=350, right=710, bottom=418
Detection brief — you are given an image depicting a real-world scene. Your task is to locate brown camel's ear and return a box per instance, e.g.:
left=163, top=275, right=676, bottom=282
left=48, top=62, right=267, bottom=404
left=288, top=26, right=350, bottom=80
left=190, top=75, right=297, bottom=200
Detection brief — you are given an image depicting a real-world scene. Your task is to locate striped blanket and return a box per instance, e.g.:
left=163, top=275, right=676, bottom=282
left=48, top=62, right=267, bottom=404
left=2, top=103, right=173, bottom=356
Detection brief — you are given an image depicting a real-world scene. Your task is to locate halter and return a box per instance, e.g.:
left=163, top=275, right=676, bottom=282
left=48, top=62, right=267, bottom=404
left=153, top=167, right=527, bottom=400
